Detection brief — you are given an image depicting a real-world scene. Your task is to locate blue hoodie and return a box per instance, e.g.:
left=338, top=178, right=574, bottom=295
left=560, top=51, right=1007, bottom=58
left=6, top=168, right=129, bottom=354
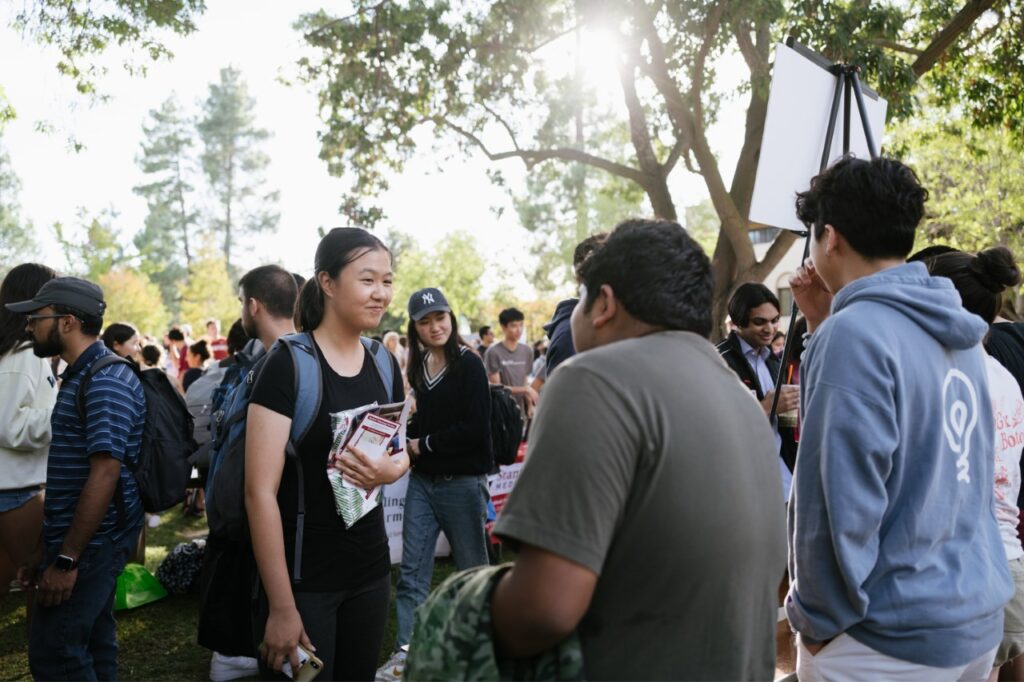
left=787, top=261, right=1013, bottom=668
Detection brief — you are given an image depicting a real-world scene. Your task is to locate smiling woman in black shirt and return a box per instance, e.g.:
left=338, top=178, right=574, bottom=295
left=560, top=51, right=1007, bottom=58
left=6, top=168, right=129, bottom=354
left=246, top=228, right=408, bottom=681
left=381, top=287, right=492, bottom=673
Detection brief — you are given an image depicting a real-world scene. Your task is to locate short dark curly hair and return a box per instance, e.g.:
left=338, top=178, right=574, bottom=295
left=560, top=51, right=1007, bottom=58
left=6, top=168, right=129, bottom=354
left=579, top=219, right=712, bottom=337
left=796, top=157, right=928, bottom=260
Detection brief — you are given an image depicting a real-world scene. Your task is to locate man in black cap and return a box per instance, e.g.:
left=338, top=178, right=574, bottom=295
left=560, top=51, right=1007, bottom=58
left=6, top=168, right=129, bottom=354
left=7, top=277, right=147, bottom=681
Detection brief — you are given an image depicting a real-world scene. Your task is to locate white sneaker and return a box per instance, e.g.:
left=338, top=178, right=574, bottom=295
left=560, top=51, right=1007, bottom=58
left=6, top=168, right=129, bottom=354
left=209, top=652, right=259, bottom=682
left=375, top=648, right=407, bottom=681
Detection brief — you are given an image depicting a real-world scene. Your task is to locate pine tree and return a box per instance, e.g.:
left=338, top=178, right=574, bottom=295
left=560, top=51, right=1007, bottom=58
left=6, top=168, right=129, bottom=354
left=197, top=67, right=279, bottom=274
left=134, top=95, right=199, bottom=266
left=134, top=96, right=199, bottom=315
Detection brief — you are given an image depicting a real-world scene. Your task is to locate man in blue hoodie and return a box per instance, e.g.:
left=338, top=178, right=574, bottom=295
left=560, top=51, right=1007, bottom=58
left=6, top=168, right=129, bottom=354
left=787, top=157, right=1012, bottom=680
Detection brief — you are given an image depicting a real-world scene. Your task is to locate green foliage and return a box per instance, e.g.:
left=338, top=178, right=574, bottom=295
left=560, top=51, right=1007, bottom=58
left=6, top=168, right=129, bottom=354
left=197, top=67, right=279, bottom=273
left=925, top=1, right=1024, bottom=143
left=294, top=0, right=1020, bottom=327
left=385, top=231, right=487, bottom=331
left=683, top=199, right=721, bottom=256
left=0, top=86, right=15, bottom=130
left=99, top=268, right=171, bottom=336
left=0, top=143, right=38, bottom=272
left=12, top=0, right=206, bottom=97
left=177, top=241, right=240, bottom=332
left=891, top=114, right=1024, bottom=271
left=53, top=208, right=125, bottom=280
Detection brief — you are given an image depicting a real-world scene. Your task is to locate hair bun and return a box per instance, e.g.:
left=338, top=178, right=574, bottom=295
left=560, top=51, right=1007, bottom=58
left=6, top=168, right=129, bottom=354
left=971, top=246, right=1020, bottom=292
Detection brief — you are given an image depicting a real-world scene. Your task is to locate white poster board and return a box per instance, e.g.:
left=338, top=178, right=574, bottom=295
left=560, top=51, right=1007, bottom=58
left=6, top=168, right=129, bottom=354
left=749, top=42, right=888, bottom=233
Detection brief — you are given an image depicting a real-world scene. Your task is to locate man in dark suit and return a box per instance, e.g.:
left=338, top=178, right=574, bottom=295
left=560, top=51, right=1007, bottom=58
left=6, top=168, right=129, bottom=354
left=716, top=283, right=799, bottom=497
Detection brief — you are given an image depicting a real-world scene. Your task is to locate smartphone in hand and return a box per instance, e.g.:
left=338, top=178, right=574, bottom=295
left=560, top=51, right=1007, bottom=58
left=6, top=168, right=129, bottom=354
left=281, top=645, right=323, bottom=682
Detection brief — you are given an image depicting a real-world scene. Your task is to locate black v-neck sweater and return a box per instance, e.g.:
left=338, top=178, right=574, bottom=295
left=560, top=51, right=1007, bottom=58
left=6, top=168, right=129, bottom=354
left=407, top=349, right=493, bottom=475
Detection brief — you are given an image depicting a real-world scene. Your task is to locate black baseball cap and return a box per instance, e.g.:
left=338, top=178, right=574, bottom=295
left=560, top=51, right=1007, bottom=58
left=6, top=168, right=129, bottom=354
left=5, top=277, right=106, bottom=317
left=408, top=287, right=451, bottom=321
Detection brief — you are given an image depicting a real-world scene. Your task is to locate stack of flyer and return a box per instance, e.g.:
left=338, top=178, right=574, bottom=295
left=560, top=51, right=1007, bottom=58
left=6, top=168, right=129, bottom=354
left=327, top=399, right=412, bottom=528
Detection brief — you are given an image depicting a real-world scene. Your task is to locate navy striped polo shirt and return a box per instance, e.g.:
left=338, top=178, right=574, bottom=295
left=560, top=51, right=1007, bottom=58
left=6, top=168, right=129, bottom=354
left=47, top=341, right=146, bottom=547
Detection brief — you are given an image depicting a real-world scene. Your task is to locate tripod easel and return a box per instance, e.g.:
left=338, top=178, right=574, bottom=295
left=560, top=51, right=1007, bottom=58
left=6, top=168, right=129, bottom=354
left=767, top=38, right=882, bottom=426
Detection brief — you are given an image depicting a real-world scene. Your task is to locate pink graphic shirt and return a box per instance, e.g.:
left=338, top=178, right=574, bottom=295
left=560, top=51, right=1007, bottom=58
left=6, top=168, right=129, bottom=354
left=986, top=354, right=1024, bottom=561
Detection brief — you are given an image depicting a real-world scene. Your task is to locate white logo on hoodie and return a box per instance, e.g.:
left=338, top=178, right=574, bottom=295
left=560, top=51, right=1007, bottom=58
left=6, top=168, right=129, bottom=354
left=943, top=368, right=979, bottom=483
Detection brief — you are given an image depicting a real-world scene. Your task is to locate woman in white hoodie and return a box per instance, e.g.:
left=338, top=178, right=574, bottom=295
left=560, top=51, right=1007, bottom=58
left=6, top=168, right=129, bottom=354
left=0, top=263, right=58, bottom=596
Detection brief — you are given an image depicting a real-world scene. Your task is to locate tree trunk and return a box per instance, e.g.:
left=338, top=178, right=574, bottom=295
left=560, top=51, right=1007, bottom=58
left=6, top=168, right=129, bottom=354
left=711, top=234, right=737, bottom=340
left=645, top=176, right=678, bottom=222
left=176, top=163, right=192, bottom=266
left=224, top=163, right=234, bottom=272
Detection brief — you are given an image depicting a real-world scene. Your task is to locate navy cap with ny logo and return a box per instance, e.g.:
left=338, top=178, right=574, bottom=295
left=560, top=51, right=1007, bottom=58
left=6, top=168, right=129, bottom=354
left=408, top=287, right=451, bottom=321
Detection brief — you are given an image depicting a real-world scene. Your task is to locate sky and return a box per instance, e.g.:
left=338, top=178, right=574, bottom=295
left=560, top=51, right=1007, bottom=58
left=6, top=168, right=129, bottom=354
left=0, top=1, right=749, bottom=298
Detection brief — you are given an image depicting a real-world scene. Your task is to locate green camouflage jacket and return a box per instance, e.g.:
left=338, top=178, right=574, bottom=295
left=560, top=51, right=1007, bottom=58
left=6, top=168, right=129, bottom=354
left=405, top=564, right=584, bottom=681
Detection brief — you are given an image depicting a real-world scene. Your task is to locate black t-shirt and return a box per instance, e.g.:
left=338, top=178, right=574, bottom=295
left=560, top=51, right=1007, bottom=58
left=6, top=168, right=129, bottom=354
left=988, top=323, right=1024, bottom=397
left=250, top=336, right=404, bottom=592
left=182, top=367, right=202, bottom=392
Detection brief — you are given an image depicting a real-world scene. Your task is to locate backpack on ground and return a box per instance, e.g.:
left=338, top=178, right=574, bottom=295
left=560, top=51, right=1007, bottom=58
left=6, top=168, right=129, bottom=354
left=77, top=356, right=196, bottom=514
left=156, top=539, right=206, bottom=594
left=204, top=333, right=394, bottom=581
left=489, top=384, right=524, bottom=466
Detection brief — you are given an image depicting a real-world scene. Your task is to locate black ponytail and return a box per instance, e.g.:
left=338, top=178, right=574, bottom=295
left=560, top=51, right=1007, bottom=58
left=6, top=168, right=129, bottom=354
left=298, top=227, right=392, bottom=332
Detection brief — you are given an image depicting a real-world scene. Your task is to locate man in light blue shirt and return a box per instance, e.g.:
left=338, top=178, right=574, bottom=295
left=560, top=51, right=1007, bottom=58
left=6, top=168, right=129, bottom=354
left=716, top=283, right=799, bottom=498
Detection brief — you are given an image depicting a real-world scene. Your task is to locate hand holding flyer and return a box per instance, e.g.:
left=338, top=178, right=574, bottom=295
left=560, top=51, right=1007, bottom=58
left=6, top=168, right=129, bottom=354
left=327, top=399, right=412, bottom=528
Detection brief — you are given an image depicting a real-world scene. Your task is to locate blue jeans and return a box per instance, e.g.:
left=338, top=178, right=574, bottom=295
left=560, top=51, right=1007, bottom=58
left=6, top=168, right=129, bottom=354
left=29, top=530, right=140, bottom=681
left=394, top=471, right=490, bottom=646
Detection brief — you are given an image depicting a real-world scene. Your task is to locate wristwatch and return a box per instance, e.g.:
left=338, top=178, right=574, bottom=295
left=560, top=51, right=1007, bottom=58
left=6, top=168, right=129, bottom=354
left=54, top=554, right=79, bottom=571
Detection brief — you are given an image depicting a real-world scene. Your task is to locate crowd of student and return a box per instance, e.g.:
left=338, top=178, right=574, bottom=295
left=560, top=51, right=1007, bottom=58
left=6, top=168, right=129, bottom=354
left=1, top=155, right=1024, bottom=682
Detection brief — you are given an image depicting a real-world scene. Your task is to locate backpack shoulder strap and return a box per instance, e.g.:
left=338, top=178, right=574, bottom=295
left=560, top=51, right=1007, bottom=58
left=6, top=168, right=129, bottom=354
left=76, top=354, right=132, bottom=422
left=275, top=332, right=324, bottom=585
left=280, top=332, right=324, bottom=448
left=360, top=337, right=394, bottom=403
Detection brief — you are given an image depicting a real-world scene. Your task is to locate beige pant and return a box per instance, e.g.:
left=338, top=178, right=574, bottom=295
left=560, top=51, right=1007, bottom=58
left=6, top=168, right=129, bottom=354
left=797, top=633, right=997, bottom=682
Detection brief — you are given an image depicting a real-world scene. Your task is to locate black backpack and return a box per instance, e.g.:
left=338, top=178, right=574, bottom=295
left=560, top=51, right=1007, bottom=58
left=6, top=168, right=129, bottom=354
left=489, top=384, right=524, bottom=466
left=77, top=355, right=197, bottom=513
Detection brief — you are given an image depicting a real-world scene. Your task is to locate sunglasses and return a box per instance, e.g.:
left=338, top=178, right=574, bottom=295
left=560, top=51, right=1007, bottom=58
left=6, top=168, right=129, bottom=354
left=25, top=313, right=70, bottom=322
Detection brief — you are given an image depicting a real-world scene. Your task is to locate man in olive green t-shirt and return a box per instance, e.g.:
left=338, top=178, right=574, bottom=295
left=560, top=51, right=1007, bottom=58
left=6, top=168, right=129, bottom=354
left=491, top=219, right=787, bottom=680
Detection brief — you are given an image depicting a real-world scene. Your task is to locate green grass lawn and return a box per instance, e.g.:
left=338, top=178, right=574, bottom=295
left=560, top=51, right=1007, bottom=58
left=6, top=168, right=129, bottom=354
left=0, top=507, right=459, bottom=680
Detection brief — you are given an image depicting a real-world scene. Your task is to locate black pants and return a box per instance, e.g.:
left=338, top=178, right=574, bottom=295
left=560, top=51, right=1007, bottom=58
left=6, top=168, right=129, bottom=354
left=256, top=572, right=391, bottom=681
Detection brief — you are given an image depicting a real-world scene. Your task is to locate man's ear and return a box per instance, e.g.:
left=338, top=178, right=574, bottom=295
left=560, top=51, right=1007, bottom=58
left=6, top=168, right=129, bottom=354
left=823, top=224, right=842, bottom=255
left=590, top=284, right=618, bottom=329
left=247, top=297, right=261, bottom=318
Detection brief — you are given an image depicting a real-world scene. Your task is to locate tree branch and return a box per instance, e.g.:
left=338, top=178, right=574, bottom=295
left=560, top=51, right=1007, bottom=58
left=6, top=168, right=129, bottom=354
left=524, top=21, right=583, bottom=53
left=480, top=103, right=521, bottom=152
left=749, top=229, right=798, bottom=282
left=438, top=117, right=648, bottom=185
left=303, top=0, right=390, bottom=42
left=639, top=12, right=754, bottom=270
left=618, top=51, right=662, bottom=175
left=690, top=2, right=725, bottom=125
left=661, top=134, right=687, bottom=175
left=868, top=38, right=923, bottom=56
left=734, top=21, right=769, bottom=77
left=912, top=0, right=998, bottom=77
